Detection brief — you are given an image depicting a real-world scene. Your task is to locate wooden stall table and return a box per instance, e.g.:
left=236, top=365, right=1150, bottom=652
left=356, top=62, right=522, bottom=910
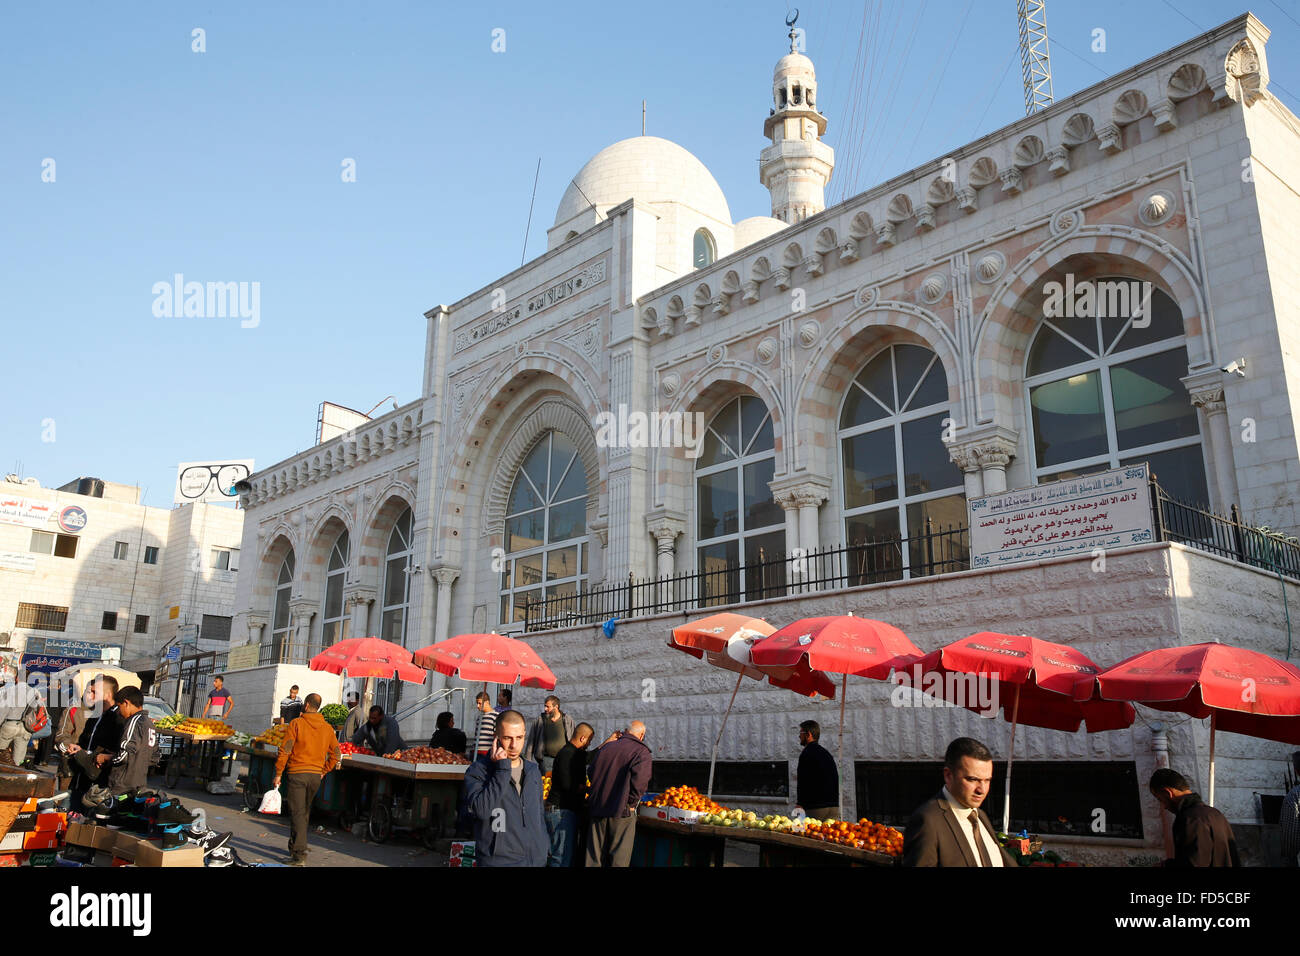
left=631, top=814, right=727, bottom=867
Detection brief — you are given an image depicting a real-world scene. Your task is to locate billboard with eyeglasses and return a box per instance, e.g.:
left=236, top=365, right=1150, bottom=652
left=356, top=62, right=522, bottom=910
left=174, top=460, right=254, bottom=505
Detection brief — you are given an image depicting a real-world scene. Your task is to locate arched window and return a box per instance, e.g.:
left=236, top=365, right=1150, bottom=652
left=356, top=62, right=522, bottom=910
left=500, top=432, right=589, bottom=627
left=1025, top=278, right=1208, bottom=504
left=380, top=509, right=413, bottom=645
left=839, top=344, right=965, bottom=582
left=696, top=396, right=783, bottom=604
left=271, top=550, right=295, bottom=658
left=320, top=530, right=350, bottom=648
left=693, top=228, right=716, bottom=269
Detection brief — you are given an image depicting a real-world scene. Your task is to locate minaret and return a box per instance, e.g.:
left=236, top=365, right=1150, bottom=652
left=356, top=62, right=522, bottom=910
left=760, top=16, right=835, bottom=224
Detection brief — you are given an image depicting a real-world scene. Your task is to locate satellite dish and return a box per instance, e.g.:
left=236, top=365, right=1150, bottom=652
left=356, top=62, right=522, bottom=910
left=785, top=8, right=799, bottom=28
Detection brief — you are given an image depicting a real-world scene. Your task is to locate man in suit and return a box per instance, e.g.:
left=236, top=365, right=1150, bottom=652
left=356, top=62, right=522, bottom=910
left=903, top=737, right=1015, bottom=867
left=1149, top=768, right=1240, bottom=867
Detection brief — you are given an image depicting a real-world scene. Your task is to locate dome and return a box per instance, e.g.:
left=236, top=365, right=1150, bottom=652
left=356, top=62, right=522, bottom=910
left=734, top=216, right=788, bottom=249
left=553, top=136, right=732, bottom=230
left=774, top=52, right=816, bottom=80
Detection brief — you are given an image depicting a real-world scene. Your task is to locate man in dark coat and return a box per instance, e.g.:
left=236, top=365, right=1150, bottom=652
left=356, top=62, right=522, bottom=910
left=795, top=720, right=839, bottom=820
left=1149, top=768, right=1241, bottom=867
left=463, top=710, right=549, bottom=867
left=585, top=721, right=652, bottom=867
left=903, top=736, right=1016, bottom=867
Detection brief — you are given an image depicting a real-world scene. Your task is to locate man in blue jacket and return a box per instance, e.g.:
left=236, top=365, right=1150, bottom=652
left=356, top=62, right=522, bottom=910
left=585, top=720, right=652, bottom=867
left=463, top=709, right=548, bottom=867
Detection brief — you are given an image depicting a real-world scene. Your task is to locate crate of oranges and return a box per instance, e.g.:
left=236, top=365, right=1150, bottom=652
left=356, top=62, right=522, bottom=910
left=639, top=785, right=728, bottom=825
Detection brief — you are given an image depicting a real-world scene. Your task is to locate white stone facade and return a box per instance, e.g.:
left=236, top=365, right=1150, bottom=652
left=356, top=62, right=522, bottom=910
left=233, top=15, right=1300, bottom=859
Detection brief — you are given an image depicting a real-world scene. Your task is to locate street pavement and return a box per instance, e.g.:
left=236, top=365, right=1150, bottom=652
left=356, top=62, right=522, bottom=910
left=155, top=761, right=448, bottom=867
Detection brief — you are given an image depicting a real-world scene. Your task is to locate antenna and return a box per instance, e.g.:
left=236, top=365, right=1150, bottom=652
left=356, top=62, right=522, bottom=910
left=642, top=99, right=646, bottom=136
left=1017, top=0, right=1054, bottom=115
left=521, top=157, right=541, bottom=266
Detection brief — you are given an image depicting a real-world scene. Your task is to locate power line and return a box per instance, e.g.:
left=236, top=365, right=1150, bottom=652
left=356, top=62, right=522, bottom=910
left=903, top=1, right=974, bottom=170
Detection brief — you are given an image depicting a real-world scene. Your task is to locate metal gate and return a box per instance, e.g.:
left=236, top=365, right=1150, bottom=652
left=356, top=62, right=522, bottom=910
left=177, top=651, right=220, bottom=717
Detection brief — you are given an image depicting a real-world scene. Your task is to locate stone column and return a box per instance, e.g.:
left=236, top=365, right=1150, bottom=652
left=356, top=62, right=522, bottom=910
left=344, top=585, right=376, bottom=641
left=288, top=599, right=316, bottom=663
left=430, top=567, right=460, bottom=646
left=773, top=489, right=801, bottom=563
left=949, top=447, right=984, bottom=500
left=794, top=481, right=832, bottom=553
left=644, top=511, right=687, bottom=578
left=246, top=614, right=268, bottom=647
left=1187, top=381, right=1239, bottom=511
left=975, top=439, right=1016, bottom=495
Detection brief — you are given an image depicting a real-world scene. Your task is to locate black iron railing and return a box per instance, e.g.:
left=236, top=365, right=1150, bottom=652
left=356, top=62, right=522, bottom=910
left=1150, top=478, right=1300, bottom=578
left=523, top=520, right=970, bottom=632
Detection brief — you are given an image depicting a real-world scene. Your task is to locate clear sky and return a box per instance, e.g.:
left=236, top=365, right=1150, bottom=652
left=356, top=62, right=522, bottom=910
left=4, top=0, right=1296, bottom=508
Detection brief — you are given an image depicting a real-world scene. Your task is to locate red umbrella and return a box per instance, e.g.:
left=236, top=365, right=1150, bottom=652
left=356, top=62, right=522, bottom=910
left=1088, top=642, right=1300, bottom=804
left=669, top=613, right=835, bottom=798
left=309, top=636, right=427, bottom=683
left=412, top=633, right=557, bottom=690
left=751, top=614, right=922, bottom=815
left=905, top=632, right=1135, bottom=832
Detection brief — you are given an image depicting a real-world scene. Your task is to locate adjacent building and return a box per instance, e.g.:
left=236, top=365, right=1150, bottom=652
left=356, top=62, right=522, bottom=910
left=0, top=474, right=243, bottom=688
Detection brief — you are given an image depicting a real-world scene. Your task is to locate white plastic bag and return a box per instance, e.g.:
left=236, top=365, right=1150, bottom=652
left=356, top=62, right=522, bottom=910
left=258, top=786, right=282, bottom=815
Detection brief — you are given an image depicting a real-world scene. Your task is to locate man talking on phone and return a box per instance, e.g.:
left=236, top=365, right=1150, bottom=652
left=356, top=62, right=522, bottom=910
left=462, top=709, right=548, bottom=867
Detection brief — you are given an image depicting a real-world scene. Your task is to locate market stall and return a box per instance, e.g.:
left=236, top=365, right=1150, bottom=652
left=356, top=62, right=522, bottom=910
left=155, top=716, right=235, bottom=788
left=338, top=748, right=468, bottom=847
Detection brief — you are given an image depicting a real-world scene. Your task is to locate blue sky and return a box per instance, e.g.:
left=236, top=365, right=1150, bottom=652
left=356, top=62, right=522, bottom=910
left=4, top=0, right=1297, bottom=508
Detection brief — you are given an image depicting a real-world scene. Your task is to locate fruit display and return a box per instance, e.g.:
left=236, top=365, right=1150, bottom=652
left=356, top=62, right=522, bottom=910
left=802, top=818, right=904, bottom=857
left=171, top=717, right=234, bottom=737
left=542, top=772, right=551, bottom=800
left=154, top=714, right=185, bottom=730
left=382, top=747, right=470, bottom=765
left=643, top=785, right=727, bottom=815
left=253, top=724, right=291, bottom=748
left=642, top=784, right=905, bottom=858
left=339, top=742, right=374, bottom=756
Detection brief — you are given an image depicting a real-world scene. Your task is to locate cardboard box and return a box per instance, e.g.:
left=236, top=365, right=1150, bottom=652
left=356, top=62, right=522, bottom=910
left=112, top=831, right=144, bottom=862
left=132, top=839, right=202, bottom=868
left=65, top=823, right=120, bottom=852
left=448, top=841, right=477, bottom=868
left=638, top=805, right=705, bottom=825
left=0, top=832, right=24, bottom=853
left=27, top=849, right=57, bottom=867
left=22, top=829, right=62, bottom=851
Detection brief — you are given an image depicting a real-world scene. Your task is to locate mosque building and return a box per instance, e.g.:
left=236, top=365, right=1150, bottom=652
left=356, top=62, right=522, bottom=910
left=231, top=12, right=1300, bottom=861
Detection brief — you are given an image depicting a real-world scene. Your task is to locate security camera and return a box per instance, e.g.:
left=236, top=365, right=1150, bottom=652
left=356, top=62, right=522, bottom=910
left=406, top=564, right=423, bottom=575
left=1221, top=358, right=1246, bottom=377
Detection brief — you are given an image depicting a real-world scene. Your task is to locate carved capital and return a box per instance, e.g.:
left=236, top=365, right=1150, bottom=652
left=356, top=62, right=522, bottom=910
left=1097, top=123, right=1123, bottom=154
left=769, top=473, right=833, bottom=511
left=741, top=280, right=761, bottom=305
left=589, top=516, right=609, bottom=547
left=1046, top=146, right=1070, bottom=177
left=431, top=567, right=461, bottom=589
left=1151, top=97, right=1178, bottom=132
left=915, top=203, right=936, bottom=231
left=998, top=168, right=1023, bottom=194
left=973, top=439, right=1016, bottom=470
left=874, top=222, right=896, bottom=248
left=839, top=239, right=860, bottom=263
left=956, top=186, right=978, bottom=214
left=1188, top=385, right=1226, bottom=414
left=644, top=509, right=687, bottom=549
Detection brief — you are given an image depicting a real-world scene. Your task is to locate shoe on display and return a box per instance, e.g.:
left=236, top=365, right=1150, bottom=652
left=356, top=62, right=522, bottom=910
left=228, top=847, right=255, bottom=868
left=187, top=829, right=232, bottom=857
left=155, top=800, right=198, bottom=826
left=159, top=825, right=188, bottom=849
left=206, top=846, right=234, bottom=867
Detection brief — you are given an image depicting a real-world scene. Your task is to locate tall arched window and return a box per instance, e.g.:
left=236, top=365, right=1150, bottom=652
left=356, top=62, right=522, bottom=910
left=380, top=509, right=413, bottom=645
left=696, top=396, right=783, bottom=604
left=500, top=432, right=589, bottom=626
left=693, top=228, right=716, bottom=269
left=271, top=550, right=295, bottom=658
left=320, top=530, right=350, bottom=648
left=1025, top=278, right=1208, bottom=504
left=839, top=344, right=965, bottom=582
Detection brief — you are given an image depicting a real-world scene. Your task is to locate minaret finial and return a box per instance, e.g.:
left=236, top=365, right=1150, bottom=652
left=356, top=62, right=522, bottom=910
left=785, top=9, right=799, bottom=54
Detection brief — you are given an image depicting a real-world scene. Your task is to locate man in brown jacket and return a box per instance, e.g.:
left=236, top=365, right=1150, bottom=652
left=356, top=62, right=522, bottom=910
left=903, top=737, right=1017, bottom=867
left=1149, top=768, right=1241, bottom=867
left=272, top=693, right=341, bottom=866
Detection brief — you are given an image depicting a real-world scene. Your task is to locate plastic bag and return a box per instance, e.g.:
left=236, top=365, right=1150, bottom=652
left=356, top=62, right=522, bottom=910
left=258, top=786, right=282, bottom=815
